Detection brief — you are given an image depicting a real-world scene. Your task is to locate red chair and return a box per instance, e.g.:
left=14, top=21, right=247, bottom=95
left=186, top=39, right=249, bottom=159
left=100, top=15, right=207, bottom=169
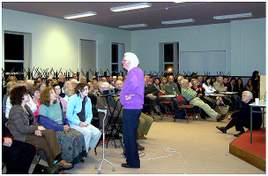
left=176, top=95, right=200, bottom=122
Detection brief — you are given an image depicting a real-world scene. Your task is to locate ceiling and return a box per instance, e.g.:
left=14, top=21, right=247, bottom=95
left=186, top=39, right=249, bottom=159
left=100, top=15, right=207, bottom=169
left=3, top=2, right=266, bottom=31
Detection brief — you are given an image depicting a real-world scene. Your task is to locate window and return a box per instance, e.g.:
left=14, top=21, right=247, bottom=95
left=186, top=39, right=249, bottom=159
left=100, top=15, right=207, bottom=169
left=4, top=33, right=24, bottom=73
left=111, top=43, right=125, bottom=75
left=161, top=42, right=179, bottom=73
left=112, top=44, right=118, bottom=63
left=164, top=44, right=173, bottom=62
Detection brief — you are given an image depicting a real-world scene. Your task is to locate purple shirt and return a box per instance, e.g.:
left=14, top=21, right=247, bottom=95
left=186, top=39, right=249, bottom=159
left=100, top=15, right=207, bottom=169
left=120, top=67, right=144, bottom=109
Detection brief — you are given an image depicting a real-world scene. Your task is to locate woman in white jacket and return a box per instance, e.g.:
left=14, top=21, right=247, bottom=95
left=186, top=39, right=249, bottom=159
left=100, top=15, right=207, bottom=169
left=202, top=77, right=216, bottom=96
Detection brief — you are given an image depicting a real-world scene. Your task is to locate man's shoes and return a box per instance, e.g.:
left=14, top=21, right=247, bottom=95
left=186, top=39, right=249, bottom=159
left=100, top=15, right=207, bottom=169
left=216, top=126, right=226, bottom=134
left=137, top=143, right=145, bottom=151
left=234, top=131, right=245, bottom=137
left=121, top=163, right=140, bottom=168
left=57, top=160, right=73, bottom=169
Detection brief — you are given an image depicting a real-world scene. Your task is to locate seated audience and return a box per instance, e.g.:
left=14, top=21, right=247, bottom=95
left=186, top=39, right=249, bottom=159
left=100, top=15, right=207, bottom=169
left=180, top=79, right=223, bottom=121
left=213, top=76, right=227, bottom=92
left=5, top=82, right=37, bottom=119
left=2, top=117, right=36, bottom=174
left=66, top=83, right=101, bottom=152
left=137, top=112, right=154, bottom=140
left=7, top=85, right=72, bottom=170
left=216, top=91, right=262, bottom=137
left=32, top=84, right=41, bottom=118
left=236, top=78, right=244, bottom=96
left=57, top=74, right=66, bottom=98
left=53, top=84, right=68, bottom=115
left=39, top=87, right=87, bottom=164
left=227, top=77, right=238, bottom=92
left=144, top=75, right=162, bottom=116
left=251, top=70, right=260, bottom=98
left=202, top=77, right=216, bottom=96
left=164, top=75, right=180, bottom=95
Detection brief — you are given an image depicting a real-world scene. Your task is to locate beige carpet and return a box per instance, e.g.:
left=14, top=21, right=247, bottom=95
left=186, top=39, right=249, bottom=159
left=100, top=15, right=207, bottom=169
left=68, top=118, right=265, bottom=174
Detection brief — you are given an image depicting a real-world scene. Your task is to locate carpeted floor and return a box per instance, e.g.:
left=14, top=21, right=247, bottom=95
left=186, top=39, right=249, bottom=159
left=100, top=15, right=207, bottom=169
left=230, top=129, right=266, bottom=171
left=68, top=117, right=265, bottom=174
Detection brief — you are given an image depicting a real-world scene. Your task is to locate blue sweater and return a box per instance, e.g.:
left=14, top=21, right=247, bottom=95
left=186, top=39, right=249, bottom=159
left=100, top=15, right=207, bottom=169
left=66, top=94, right=93, bottom=126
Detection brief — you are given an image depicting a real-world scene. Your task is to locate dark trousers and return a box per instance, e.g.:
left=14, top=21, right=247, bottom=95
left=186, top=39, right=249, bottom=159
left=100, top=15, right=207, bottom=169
left=122, top=109, right=141, bottom=167
left=225, top=111, right=262, bottom=132
left=3, top=140, right=36, bottom=174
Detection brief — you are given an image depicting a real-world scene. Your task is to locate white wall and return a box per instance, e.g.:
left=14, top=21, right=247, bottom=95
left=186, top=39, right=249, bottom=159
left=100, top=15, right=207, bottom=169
left=2, top=9, right=131, bottom=72
left=131, top=18, right=265, bottom=76
left=230, top=18, right=266, bottom=76
left=3, top=9, right=265, bottom=76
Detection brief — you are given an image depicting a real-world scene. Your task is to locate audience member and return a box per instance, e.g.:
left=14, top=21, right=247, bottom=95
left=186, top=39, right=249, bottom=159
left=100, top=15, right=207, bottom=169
left=251, top=70, right=260, bottom=98
left=216, top=91, right=262, bottom=137
left=66, top=83, right=101, bottom=152
left=2, top=117, right=36, bottom=174
left=39, top=87, right=86, bottom=164
left=7, top=85, right=72, bottom=170
left=180, top=79, right=223, bottom=121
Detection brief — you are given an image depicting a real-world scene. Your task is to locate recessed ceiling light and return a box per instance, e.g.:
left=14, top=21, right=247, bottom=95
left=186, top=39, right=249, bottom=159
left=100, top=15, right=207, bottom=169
left=64, top=11, right=97, bottom=19
left=213, top=12, right=252, bottom=20
left=161, top=18, right=195, bottom=25
left=118, top=24, right=148, bottom=29
left=110, top=3, right=152, bottom=12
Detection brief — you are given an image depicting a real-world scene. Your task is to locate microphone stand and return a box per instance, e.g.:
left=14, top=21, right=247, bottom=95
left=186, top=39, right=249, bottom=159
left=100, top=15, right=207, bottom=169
left=95, top=109, right=115, bottom=174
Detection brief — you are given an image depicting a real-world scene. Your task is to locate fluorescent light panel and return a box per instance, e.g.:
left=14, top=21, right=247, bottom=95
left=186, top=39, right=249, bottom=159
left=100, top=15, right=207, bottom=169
left=213, top=12, right=252, bottom=20
left=118, top=24, right=147, bottom=29
left=111, top=3, right=152, bottom=12
left=64, top=11, right=97, bottom=19
left=161, top=18, right=194, bottom=25
left=174, top=0, right=184, bottom=3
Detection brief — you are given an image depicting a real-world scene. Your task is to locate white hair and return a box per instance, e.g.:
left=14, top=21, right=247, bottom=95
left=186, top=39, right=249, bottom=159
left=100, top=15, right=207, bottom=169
left=124, top=52, right=139, bottom=70
left=243, top=91, right=253, bottom=100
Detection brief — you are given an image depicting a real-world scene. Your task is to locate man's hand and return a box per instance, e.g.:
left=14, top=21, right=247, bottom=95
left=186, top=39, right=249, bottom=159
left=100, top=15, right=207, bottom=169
left=3, top=137, right=13, bottom=147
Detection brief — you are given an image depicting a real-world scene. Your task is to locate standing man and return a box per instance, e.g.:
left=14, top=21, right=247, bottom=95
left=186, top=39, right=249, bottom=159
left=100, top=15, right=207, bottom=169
left=120, top=52, right=144, bottom=168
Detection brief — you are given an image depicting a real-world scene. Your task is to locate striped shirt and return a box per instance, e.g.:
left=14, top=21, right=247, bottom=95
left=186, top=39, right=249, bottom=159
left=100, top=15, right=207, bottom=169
left=181, top=88, right=197, bottom=101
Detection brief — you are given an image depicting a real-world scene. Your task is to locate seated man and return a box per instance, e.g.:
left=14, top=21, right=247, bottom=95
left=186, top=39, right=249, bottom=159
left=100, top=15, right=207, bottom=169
left=144, top=75, right=162, bottom=116
left=137, top=112, right=154, bottom=140
left=163, top=75, right=182, bottom=118
left=216, top=91, right=262, bottom=137
left=180, top=79, right=223, bottom=121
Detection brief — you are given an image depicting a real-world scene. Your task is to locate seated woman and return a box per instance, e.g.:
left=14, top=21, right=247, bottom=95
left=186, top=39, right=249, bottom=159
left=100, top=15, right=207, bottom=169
left=32, top=84, right=41, bottom=118
left=7, top=85, right=72, bottom=171
left=2, top=117, right=36, bottom=174
left=66, top=83, right=102, bottom=153
left=38, top=87, right=87, bottom=164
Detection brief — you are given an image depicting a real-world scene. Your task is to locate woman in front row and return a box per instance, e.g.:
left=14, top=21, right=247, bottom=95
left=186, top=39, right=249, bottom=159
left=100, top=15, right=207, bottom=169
left=66, top=83, right=101, bottom=153
left=38, top=87, right=87, bottom=164
left=7, top=85, right=72, bottom=171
